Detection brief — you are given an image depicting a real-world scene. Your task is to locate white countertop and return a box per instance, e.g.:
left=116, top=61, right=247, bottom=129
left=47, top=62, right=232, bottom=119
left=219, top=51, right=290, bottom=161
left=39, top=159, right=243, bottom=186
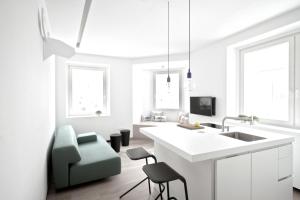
left=140, top=124, right=294, bottom=162
left=133, top=121, right=177, bottom=126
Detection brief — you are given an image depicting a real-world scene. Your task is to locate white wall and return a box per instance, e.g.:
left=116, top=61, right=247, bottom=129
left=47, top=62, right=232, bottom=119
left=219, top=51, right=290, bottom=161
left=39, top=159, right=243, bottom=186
left=189, top=7, right=300, bottom=123
left=55, top=54, right=132, bottom=139
left=189, top=44, right=226, bottom=122
left=140, top=70, right=154, bottom=117
left=0, top=0, right=56, bottom=199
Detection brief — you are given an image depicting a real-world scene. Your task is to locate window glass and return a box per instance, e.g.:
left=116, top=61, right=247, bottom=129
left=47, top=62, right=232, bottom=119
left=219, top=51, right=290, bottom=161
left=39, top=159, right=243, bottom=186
left=242, top=42, right=289, bottom=121
left=69, top=66, right=107, bottom=116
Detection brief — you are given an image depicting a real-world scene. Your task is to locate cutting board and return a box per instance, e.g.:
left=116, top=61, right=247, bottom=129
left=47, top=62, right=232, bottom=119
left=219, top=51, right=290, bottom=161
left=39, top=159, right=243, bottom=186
left=177, top=123, right=205, bottom=130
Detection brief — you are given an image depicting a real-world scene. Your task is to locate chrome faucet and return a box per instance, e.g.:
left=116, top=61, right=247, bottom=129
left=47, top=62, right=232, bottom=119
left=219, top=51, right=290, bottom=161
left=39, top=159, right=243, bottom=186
left=222, top=115, right=259, bottom=132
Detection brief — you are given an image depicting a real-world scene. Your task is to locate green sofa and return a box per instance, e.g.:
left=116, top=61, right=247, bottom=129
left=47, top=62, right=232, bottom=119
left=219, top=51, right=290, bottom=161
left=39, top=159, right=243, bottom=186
left=52, top=125, right=121, bottom=189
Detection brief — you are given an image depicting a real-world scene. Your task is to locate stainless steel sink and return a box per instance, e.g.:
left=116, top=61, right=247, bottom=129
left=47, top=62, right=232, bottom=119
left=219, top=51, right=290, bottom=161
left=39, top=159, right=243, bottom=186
left=201, top=123, right=229, bottom=130
left=220, top=132, right=266, bottom=142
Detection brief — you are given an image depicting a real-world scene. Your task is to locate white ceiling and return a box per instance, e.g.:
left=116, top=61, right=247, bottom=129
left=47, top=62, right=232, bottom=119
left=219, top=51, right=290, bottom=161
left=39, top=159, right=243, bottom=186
left=46, top=0, right=300, bottom=58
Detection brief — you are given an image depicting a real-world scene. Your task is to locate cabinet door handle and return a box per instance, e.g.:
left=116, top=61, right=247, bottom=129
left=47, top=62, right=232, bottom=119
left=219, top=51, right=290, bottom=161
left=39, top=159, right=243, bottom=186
left=278, top=175, right=292, bottom=182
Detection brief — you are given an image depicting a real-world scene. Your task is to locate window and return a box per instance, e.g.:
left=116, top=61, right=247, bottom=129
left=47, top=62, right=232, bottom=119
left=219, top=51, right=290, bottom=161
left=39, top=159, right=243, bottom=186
left=240, top=37, right=294, bottom=126
left=155, top=72, right=180, bottom=109
left=68, top=64, right=109, bottom=117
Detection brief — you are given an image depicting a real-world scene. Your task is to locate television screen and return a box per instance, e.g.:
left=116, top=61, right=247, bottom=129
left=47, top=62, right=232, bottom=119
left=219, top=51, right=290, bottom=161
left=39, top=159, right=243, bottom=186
left=190, top=97, right=216, bottom=116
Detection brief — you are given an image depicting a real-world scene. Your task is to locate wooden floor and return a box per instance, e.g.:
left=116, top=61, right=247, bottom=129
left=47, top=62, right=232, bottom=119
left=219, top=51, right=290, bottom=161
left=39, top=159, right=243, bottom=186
left=47, top=138, right=300, bottom=200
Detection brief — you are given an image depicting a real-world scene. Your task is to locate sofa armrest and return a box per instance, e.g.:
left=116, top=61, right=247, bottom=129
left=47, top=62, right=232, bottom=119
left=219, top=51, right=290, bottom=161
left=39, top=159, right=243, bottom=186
left=77, top=132, right=97, bottom=144
left=52, top=125, right=81, bottom=189
left=52, top=146, right=81, bottom=189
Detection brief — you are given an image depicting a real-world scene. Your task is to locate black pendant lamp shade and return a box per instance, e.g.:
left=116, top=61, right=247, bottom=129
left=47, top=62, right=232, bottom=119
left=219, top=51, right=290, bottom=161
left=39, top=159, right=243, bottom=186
left=167, top=75, right=171, bottom=82
left=187, top=69, right=192, bottom=78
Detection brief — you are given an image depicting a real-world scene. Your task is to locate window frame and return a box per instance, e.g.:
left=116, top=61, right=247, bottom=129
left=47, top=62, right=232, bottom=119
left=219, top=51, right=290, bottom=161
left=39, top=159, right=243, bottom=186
left=153, top=70, right=183, bottom=111
left=67, top=63, right=110, bottom=118
left=239, top=36, right=295, bottom=127
left=295, top=33, right=300, bottom=129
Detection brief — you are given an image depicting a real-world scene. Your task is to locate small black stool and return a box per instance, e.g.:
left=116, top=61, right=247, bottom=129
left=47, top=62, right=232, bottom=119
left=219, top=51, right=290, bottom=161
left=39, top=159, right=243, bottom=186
left=110, top=133, right=121, bottom=152
left=143, top=162, right=189, bottom=200
left=120, top=147, right=163, bottom=199
left=120, top=129, right=130, bottom=146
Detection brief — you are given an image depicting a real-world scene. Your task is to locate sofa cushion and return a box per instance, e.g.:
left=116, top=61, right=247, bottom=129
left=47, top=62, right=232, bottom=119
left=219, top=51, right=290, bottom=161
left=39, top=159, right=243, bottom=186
left=69, top=135, right=121, bottom=186
left=77, top=132, right=97, bottom=144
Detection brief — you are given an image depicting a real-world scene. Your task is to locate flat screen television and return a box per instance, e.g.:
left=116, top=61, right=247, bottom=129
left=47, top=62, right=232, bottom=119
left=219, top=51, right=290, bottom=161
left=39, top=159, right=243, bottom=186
left=190, top=96, right=216, bottom=116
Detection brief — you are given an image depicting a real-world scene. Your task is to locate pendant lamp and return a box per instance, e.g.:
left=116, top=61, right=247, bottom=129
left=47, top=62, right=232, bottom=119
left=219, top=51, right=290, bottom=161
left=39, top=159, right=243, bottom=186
left=167, top=0, right=171, bottom=90
left=187, top=0, right=193, bottom=91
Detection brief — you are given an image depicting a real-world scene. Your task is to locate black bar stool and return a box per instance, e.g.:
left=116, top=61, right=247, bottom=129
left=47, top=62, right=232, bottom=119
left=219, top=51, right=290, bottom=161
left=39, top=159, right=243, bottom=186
left=120, top=129, right=130, bottom=146
left=120, top=147, right=163, bottom=199
left=110, top=133, right=122, bottom=152
left=143, top=162, right=189, bottom=200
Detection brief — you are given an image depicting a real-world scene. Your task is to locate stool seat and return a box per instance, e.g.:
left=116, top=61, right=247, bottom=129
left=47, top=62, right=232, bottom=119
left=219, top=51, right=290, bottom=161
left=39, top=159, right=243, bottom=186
left=143, top=162, right=183, bottom=183
left=126, top=147, right=152, bottom=160
left=110, top=133, right=121, bottom=137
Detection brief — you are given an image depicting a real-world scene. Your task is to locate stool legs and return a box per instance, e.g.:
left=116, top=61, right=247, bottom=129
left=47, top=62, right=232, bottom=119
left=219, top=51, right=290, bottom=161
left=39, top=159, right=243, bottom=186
left=159, top=184, right=163, bottom=200
left=120, top=177, right=148, bottom=198
left=166, top=182, right=177, bottom=200
left=146, top=158, right=151, bottom=194
left=148, top=179, right=151, bottom=194
left=161, top=180, right=188, bottom=200
left=183, top=180, right=189, bottom=200
left=167, top=182, right=170, bottom=199
left=154, top=183, right=165, bottom=200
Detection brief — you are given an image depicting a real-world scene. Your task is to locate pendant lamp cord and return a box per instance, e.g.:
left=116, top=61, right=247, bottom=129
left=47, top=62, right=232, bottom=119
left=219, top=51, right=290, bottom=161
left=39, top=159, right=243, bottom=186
left=189, top=0, right=190, bottom=73
left=167, top=0, right=170, bottom=82
left=187, top=0, right=192, bottom=79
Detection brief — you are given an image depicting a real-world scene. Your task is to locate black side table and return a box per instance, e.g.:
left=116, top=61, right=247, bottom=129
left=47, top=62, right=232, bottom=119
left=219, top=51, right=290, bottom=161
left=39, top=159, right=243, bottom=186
left=110, top=133, right=121, bottom=152
left=120, top=129, right=130, bottom=146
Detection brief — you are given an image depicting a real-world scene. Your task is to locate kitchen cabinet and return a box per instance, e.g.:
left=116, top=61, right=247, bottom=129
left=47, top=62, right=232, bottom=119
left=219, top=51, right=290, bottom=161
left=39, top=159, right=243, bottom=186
left=294, top=30, right=300, bottom=190
left=216, top=145, right=293, bottom=200
left=278, top=144, right=293, bottom=180
left=293, top=135, right=300, bottom=189
left=278, top=177, right=293, bottom=200
left=252, top=148, right=278, bottom=200
left=215, top=154, right=251, bottom=200
left=278, top=144, right=293, bottom=200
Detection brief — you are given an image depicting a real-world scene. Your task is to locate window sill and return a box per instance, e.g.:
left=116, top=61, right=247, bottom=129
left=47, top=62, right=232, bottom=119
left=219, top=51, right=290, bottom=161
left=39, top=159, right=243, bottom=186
left=66, top=114, right=110, bottom=119
left=155, top=108, right=181, bottom=111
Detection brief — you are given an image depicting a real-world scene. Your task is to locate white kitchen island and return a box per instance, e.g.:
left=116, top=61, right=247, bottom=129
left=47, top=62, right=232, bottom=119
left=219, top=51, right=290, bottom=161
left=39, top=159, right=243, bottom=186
left=140, top=125, right=294, bottom=200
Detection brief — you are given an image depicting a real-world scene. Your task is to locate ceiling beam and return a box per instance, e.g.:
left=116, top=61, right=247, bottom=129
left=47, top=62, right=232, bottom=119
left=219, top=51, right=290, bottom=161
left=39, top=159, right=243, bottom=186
left=76, top=0, right=93, bottom=48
